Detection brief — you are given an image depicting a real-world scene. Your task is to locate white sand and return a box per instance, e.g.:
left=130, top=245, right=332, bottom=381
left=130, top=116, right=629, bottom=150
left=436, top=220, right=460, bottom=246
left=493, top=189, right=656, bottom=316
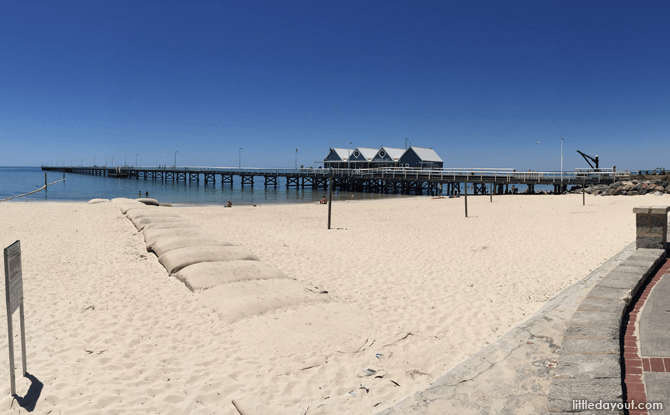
left=0, top=194, right=665, bottom=414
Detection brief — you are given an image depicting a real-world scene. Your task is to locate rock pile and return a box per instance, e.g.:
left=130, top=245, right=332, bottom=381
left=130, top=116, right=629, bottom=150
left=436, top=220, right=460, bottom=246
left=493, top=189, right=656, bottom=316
left=576, top=180, right=670, bottom=196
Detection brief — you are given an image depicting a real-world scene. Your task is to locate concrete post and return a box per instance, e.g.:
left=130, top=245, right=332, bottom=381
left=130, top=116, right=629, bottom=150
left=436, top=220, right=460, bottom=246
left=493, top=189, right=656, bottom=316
left=633, top=206, right=670, bottom=251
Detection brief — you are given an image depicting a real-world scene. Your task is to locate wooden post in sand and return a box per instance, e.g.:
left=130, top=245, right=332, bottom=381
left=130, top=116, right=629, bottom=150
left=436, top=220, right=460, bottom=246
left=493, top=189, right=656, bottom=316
left=44, top=173, right=47, bottom=191
left=464, top=182, right=468, bottom=217
left=490, top=182, right=493, bottom=202
left=327, top=176, right=333, bottom=229
left=582, top=178, right=585, bottom=206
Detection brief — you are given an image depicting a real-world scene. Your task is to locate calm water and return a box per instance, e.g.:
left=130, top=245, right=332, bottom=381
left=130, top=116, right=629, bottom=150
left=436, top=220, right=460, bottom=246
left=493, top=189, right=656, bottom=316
left=0, top=167, right=410, bottom=205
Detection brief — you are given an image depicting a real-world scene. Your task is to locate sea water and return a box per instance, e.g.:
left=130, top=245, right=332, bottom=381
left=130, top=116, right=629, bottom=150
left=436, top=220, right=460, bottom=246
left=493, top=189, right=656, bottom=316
left=0, top=167, right=568, bottom=205
left=0, top=166, right=411, bottom=205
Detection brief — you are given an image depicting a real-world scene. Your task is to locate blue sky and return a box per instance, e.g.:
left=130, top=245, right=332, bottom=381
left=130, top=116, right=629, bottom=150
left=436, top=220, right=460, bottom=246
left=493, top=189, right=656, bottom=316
left=1, top=0, right=668, bottom=170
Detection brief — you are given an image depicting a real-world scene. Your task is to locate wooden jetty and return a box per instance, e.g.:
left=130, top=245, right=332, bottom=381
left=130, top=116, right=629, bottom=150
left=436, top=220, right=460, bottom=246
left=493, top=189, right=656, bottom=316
left=41, top=165, right=632, bottom=195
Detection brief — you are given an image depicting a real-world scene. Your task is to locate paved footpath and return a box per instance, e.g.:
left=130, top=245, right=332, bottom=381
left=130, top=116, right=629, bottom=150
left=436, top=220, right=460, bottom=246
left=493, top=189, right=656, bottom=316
left=623, top=258, right=670, bottom=415
left=377, top=243, right=638, bottom=415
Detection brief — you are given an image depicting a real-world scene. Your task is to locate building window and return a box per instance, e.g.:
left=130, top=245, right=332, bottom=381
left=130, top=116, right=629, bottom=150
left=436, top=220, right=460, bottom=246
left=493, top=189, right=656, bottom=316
left=379, top=150, right=386, bottom=158
left=353, top=150, right=360, bottom=158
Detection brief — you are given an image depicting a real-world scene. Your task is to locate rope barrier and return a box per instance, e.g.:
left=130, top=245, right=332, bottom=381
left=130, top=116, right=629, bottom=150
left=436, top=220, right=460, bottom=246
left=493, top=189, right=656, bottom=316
left=0, top=178, right=65, bottom=202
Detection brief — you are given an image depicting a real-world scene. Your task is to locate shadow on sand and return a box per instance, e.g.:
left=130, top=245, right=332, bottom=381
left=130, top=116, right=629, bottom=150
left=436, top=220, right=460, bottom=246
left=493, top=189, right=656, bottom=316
left=13, top=373, right=43, bottom=412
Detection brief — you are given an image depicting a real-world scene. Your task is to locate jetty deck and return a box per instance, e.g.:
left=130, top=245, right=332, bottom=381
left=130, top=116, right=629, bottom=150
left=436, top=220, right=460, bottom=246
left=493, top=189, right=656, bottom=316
left=41, top=166, right=631, bottom=195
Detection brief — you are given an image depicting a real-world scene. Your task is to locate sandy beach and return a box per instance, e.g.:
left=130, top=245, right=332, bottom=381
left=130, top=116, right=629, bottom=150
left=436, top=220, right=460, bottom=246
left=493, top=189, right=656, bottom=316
left=0, top=193, right=665, bottom=414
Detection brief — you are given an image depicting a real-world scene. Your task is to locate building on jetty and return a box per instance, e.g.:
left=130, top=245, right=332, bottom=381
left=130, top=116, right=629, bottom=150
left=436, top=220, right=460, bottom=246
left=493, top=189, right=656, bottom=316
left=372, top=147, right=407, bottom=168
left=323, top=148, right=352, bottom=169
left=348, top=147, right=378, bottom=169
left=398, top=146, right=443, bottom=169
left=323, top=145, right=443, bottom=169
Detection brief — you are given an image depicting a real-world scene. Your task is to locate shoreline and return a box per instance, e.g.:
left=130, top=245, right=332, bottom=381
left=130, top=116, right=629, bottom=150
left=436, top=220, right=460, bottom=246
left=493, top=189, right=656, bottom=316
left=0, top=190, right=416, bottom=207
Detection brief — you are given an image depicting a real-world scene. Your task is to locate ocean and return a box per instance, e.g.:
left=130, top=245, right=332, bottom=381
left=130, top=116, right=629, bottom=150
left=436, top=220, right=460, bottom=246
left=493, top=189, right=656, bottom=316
left=0, top=166, right=409, bottom=205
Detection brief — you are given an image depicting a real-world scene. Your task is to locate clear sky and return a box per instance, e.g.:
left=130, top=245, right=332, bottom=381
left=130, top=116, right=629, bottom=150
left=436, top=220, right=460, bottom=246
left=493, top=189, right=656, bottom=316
left=1, top=1, right=668, bottom=170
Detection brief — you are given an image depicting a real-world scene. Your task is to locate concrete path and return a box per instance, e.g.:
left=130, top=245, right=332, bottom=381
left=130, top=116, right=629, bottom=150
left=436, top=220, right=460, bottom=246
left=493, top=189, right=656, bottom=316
left=378, top=243, right=670, bottom=415
left=377, top=243, right=637, bottom=415
left=623, top=259, right=670, bottom=415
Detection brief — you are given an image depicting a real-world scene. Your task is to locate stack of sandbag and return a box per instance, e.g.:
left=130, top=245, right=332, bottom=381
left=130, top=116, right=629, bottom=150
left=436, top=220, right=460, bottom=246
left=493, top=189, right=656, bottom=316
left=109, top=198, right=329, bottom=323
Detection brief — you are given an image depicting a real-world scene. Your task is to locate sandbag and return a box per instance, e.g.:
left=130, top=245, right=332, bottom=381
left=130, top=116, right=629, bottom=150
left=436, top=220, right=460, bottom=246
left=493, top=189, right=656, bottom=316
left=197, top=278, right=329, bottom=324
left=111, top=197, right=138, bottom=204
left=117, top=203, right=152, bottom=214
left=141, top=222, right=201, bottom=233
left=150, top=237, right=233, bottom=257
left=174, top=260, right=286, bottom=291
left=88, top=198, right=110, bottom=204
left=130, top=216, right=191, bottom=231
left=143, top=228, right=216, bottom=250
left=158, top=246, right=259, bottom=274
left=136, top=198, right=160, bottom=206
left=125, top=208, right=181, bottom=221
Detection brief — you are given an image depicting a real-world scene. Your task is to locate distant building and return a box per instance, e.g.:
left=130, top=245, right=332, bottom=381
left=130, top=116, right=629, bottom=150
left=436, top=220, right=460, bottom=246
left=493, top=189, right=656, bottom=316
left=324, top=145, right=443, bottom=169
left=372, top=147, right=406, bottom=168
left=398, top=146, right=443, bottom=169
left=348, top=147, right=378, bottom=169
left=323, top=148, right=352, bottom=169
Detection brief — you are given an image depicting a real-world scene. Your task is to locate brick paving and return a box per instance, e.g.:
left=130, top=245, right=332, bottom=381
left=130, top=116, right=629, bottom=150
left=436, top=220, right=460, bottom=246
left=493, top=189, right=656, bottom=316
left=622, top=259, right=670, bottom=414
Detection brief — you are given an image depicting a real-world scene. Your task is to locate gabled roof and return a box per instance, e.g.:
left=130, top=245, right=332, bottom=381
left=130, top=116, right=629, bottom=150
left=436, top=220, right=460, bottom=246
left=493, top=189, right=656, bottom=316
left=325, top=148, right=352, bottom=161
left=408, top=146, right=443, bottom=162
left=379, top=147, right=406, bottom=161
left=353, top=147, right=378, bottom=161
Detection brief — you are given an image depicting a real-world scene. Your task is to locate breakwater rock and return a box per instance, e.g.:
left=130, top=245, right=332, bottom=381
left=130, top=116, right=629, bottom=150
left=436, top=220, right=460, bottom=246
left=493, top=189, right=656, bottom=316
left=575, top=180, right=670, bottom=196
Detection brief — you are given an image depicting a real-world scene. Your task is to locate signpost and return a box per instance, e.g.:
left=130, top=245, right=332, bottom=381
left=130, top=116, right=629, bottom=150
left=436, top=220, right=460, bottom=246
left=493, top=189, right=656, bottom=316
left=4, top=241, right=27, bottom=396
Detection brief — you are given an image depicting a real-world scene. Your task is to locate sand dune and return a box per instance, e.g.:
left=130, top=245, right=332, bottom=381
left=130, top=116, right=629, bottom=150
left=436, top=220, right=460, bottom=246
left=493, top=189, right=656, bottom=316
left=0, top=193, right=663, bottom=414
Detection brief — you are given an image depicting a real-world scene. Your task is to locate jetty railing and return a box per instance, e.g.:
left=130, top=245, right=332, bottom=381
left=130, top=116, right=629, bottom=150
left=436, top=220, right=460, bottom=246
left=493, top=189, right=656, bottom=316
left=109, top=165, right=631, bottom=179
left=351, top=167, right=632, bottom=182
left=42, top=165, right=633, bottom=184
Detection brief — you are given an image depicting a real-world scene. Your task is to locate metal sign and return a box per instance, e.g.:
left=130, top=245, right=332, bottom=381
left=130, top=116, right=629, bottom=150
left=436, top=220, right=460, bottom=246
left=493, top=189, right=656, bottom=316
left=4, top=240, right=27, bottom=396
left=5, top=242, right=23, bottom=315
